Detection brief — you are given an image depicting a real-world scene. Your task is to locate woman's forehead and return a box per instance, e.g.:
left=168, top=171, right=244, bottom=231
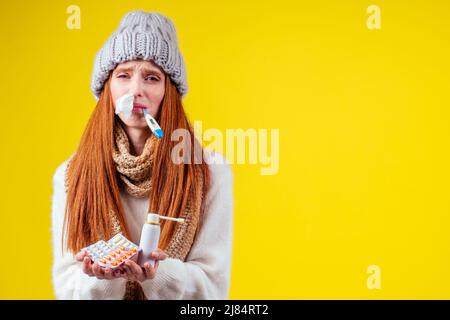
left=114, top=59, right=164, bottom=73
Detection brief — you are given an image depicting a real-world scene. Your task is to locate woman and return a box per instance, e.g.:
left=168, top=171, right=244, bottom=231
left=51, top=11, right=233, bottom=300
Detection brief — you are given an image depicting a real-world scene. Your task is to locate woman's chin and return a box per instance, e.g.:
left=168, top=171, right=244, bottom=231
left=119, top=115, right=148, bottom=129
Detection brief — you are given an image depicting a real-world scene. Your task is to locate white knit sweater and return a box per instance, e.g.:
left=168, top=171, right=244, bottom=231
left=51, top=150, right=233, bottom=300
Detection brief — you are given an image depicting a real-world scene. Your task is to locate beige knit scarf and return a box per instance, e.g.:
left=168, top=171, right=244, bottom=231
left=64, top=120, right=205, bottom=300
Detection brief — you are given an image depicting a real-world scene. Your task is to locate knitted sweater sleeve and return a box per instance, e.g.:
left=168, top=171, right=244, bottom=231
left=51, top=160, right=128, bottom=299
left=140, top=152, right=234, bottom=299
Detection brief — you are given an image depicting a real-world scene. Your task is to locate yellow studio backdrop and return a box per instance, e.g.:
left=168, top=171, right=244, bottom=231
left=0, top=0, right=449, bottom=299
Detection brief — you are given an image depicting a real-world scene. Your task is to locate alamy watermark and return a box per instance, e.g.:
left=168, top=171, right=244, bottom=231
left=366, top=264, right=382, bottom=290
left=366, top=5, right=381, bottom=30
left=66, top=5, right=81, bottom=30
left=171, top=121, right=280, bottom=176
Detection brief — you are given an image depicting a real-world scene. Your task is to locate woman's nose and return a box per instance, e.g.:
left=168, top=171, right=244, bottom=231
left=130, top=77, right=144, bottom=96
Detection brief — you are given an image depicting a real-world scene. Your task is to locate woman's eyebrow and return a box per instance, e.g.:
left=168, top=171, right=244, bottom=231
left=114, top=66, right=163, bottom=77
left=141, top=68, right=163, bottom=77
left=114, top=67, right=134, bottom=74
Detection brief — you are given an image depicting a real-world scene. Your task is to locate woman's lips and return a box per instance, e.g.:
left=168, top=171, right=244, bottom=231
left=132, top=107, right=144, bottom=114
left=132, top=104, right=147, bottom=114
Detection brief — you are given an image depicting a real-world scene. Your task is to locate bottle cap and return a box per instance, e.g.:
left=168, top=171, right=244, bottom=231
left=146, top=213, right=160, bottom=224
left=146, top=213, right=185, bottom=224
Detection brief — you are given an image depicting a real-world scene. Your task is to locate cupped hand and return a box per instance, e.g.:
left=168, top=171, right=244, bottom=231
left=75, top=249, right=123, bottom=280
left=119, top=249, right=168, bottom=282
left=76, top=248, right=167, bottom=282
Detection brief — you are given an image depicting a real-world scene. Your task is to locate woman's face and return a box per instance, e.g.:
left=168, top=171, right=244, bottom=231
left=110, top=59, right=166, bottom=129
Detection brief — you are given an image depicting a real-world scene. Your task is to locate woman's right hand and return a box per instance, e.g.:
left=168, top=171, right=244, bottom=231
left=75, top=249, right=123, bottom=280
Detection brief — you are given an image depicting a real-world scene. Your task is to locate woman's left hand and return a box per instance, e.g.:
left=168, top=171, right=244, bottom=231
left=119, top=249, right=168, bottom=283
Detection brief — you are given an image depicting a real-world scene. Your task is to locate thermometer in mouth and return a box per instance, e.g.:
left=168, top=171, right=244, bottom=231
left=115, top=93, right=164, bottom=139
left=142, top=108, right=164, bottom=139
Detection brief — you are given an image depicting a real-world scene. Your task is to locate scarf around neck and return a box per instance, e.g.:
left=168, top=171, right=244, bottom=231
left=113, top=121, right=157, bottom=198
left=64, top=119, right=206, bottom=299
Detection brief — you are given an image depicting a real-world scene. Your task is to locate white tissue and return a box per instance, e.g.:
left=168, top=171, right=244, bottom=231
left=115, top=93, right=134, bottom=120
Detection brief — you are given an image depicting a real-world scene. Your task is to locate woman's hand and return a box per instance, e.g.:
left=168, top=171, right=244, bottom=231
left=120, top=249, right=168, bottom=282
left=75, top=249, right=123, bottom=280
left=75, top=248, right=168, bottom=282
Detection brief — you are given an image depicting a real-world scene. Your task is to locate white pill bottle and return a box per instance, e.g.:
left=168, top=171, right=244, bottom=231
left=138, top=213, right=184, bottom=267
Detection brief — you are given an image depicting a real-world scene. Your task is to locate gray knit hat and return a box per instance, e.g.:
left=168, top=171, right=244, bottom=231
left=91, top=11, right=188, bottom=100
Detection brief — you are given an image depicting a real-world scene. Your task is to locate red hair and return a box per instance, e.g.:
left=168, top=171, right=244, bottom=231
left=63, top=74, right=210, bottom=253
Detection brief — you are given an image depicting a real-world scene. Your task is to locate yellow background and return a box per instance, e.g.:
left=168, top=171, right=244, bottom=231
left=0, top=0, right=449, bottom=299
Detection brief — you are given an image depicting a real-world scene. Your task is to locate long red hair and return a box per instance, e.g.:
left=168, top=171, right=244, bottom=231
left=63, top=74, right=210, bottom=253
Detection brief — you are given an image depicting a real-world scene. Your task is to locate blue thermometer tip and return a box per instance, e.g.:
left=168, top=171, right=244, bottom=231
left=154, top=129, right=164, bottom=139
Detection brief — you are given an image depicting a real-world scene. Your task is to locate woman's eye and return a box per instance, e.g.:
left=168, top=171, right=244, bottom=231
left=145, top=76, right=159, bottom=81
left=117, top=74, right=129, bottom=78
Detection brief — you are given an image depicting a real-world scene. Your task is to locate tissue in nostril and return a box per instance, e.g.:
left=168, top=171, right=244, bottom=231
left=115, top=93, right=134, bottom=120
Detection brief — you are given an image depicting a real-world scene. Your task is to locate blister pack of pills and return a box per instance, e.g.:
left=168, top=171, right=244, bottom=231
left=85, top=233, right=139, bottom=269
